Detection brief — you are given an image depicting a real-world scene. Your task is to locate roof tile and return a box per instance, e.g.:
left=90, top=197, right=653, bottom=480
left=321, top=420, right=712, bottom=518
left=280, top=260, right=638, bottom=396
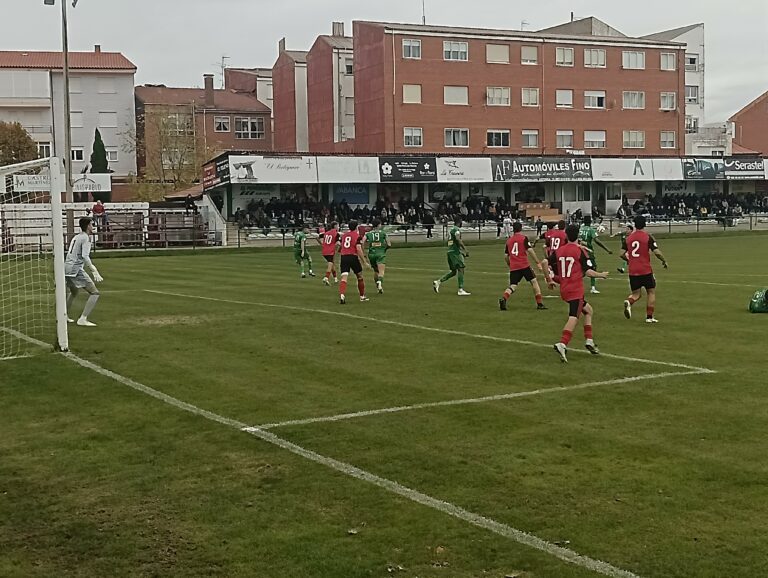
left=0, top=50, right=136, bottom=70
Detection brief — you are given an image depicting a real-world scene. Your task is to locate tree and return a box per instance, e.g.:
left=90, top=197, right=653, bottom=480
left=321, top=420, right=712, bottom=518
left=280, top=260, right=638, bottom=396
left=0, top=121, right=38, bottom=166
left=89, top=128, right=109, bottom=173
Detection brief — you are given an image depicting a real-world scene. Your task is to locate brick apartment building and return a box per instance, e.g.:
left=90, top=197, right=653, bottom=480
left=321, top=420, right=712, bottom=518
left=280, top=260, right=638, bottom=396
left=272, top=41, right=308, bottom=152
left=135, top=75, right=271, bottom=181
left=730, top=90, right=768, bottom=156
left=351, top=19, right=686, bottom=156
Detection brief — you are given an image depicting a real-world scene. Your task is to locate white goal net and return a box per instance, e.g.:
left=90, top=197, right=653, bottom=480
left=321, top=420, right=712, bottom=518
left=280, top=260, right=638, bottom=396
left=0, top=157, right=68, bottom=359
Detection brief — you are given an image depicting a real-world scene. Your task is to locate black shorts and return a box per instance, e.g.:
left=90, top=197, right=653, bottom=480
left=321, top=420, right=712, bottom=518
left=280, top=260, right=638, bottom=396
left=340, top=254, right=362, bottom=275
left=629, top=274, right=656, bottom=292
left=509, top=267, right=535, bottom=286
left=567, top=299, right=588, bottom=318
left=323, top=254, right=335, bottom=263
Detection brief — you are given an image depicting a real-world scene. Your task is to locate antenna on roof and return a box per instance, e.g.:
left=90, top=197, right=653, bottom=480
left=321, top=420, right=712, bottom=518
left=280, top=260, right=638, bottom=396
left=520, top=20, right=530, bottom=30
left=213, top=55, right=230, bottom=89
left=421, top=0, right=426, bottom=25
left=571, top=11, right=574, bottom=22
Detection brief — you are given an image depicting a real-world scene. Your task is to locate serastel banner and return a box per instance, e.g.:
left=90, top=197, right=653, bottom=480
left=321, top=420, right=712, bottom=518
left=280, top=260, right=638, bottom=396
left=492, top=156, right=592, bottom=181
left=723, top=158, right=764, bottom=180
left=378, top=157, right=437, bottom=181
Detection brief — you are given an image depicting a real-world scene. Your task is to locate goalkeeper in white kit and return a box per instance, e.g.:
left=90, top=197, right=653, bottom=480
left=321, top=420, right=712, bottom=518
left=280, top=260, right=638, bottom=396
left=65, top=217, right=103, bottom=327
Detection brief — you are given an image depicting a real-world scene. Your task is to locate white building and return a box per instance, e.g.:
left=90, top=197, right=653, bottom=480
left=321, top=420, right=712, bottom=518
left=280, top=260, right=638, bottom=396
left=0, top=47, right=137, bottom=177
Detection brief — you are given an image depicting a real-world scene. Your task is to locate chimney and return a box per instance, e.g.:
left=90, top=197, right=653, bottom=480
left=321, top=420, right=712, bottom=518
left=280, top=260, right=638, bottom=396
left=278, top=37, right=286, bottom=53
left=203, top=74, right=214, bottom=108
left=332, top=22, right=344, bottom=37
left=94, top=44, right=101, bottom=53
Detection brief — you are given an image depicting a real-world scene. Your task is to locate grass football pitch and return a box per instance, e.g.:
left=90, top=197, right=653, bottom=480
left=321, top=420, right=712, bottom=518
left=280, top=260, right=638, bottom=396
left=1, top=234, right=767, bottom=577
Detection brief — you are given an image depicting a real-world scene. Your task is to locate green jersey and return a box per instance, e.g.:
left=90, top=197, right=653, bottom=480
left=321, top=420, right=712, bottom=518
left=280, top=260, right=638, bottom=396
left=365, top=229, right=388, bottom=255
left=447, top=226, right=462, bottom=255
left=578, top=225, right=598, bottom=253
left=293, top=231, right=307, bottom=252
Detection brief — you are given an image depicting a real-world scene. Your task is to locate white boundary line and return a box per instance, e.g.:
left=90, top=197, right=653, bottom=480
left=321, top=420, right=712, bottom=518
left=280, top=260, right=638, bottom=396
left=59, top=349, right=641, bottom=578
left=254, top=370, right=706, bottom=430
left=143, top=289, right=714, bottom=374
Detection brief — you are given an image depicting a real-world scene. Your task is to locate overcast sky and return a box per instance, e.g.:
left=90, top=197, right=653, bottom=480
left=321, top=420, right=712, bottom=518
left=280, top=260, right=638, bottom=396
left=5, top=0, right=767, bottom=122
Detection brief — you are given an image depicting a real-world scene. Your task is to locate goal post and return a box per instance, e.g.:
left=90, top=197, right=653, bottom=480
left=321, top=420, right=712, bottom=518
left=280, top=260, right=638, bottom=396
left=0, top=156, right=69, bottom=358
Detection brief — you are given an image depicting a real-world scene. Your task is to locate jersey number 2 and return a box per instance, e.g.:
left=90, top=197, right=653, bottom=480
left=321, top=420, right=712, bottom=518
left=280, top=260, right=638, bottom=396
left=630, top=240, right=641, bottom=258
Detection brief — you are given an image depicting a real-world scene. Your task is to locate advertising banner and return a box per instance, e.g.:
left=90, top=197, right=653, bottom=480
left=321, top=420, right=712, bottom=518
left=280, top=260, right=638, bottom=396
left=13, top=173, right=111, bottom=193
left=317, top=157, right=380, bottom=183
left=723, top=157, right=764, bottom=180
left=436, top=157, right=492, bottom=182
left=681, top=158, right=725, bottom=180
left=652, top=158, right=684, bottom=181
left=202, top=157, right=231, bottom=190
left=378, top=156, right=437, bottom=181
left=228, top=155, right=319, bottom=184
left=332, top=184, right=371, bottom=204
left=591, top=158, right=654, bottom=181
left=492, top=156, right=592, bottom=181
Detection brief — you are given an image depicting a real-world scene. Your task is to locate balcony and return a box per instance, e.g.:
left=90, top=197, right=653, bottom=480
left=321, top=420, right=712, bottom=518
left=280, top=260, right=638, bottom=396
left=24, top=125, right=53, bottom=135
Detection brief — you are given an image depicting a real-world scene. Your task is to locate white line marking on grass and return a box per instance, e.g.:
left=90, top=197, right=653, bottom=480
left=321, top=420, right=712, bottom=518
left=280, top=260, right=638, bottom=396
left=59, top=349, right=642, bottom=578
left=0, top=326, right=52, bottom=351
left=143, top=289, right=715, bottom=374
left=254, top=370, right=706, bottom=430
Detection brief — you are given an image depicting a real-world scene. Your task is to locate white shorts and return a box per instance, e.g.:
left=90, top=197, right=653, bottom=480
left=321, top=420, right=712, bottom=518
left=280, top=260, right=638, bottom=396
left=65, top=270, right=97, bottom=293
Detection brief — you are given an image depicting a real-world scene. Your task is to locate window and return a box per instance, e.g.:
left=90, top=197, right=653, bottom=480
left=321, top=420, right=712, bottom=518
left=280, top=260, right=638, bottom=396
left=166, top=113, right=193, bottom=136
left=660, top=92, right=676, bottom=111
left=68, top=77, right=81, bottom=94
left=486, top=86, right=510, bottom=106
left=345, top=97, right=354, bottom=115
left=623, top=130, right=645, bottom=148
left=660, top=131, right=676, bottom=149
left=70, top=111, right=83, bottom=128
left=584, top=130, right=606, bottom=148
left=685, top=53, right=698, bottom=71
left=522, top=129, right=539, bottom=148
left=37, top=142, right=51, bottom=158
left=486, top=130, right=510, bottom=147
left=556, top=47, right=574, bottom=66
left=106, top=147, right=118, bottom=162
left=622, top=91, right=645, bottom=109
left=444, top=85, right=468, bottom=105
left=98, top=111, right=117, bottom=128
left=404, top=127, right=423, bottom=147
left=443, top=41, right=468, bottom=61
left=444, top=128, right=469, bottom=147
left=345, top=59, right=353, bottom=75
left=214, top=116, right=230, bottom=132
left=685, top=85, right=699, bottom=104
left=556, top=89, right=573, bottom=108
left=521, top=46, right=538, bottom=64
left=97, top=77, right=115, bottom=94
left=403, top=39, right=421, bottom=59
left=556, top=130, right=573, bottom=149
left=235, top=117, right=265, bottom=139
left=521, top=87, right=539, bottom=107
left=661, top=52, right=676, bottom=71
left=70, top=148, right=84, bottom=162
left=403, top=84, right=422, bottom=104
left=486, top=43, right=509, bottom=64
left=685, top=115, right=699, bottom=134
left=622, top=51, right=645, bottom=69
left=161, top=148, right=186, bottom=170
left=584, top=90, right=606, bottom=109
left=584, top=48, right=606, bottom=68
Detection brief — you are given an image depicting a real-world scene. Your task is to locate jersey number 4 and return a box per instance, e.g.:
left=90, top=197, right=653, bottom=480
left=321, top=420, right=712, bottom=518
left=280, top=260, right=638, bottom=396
left=558, top=256, right=575, bottom=278
left=510, top=242, right=520, bottom=256
left=630, top=240, right=641, bottom=258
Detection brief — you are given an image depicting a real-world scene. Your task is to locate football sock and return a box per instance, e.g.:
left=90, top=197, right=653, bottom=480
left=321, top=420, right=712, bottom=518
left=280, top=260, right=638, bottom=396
left=628, top=296, right=639, bottom=305
left=339, top=279, right=347, bottom=295
left=503, top=288, right=514, bottom=301
left=590, top=277, right=597, bottom=288
left=457, top=271, right=465, bottom=289
left=357, top=278, right=365, bottom=296
left=561, top=329, right=573, bottom=346
left=332, top=267, right=337, bottom=277
left=646, top=306, right=655, bottom=319
left=378, top=276, right=383, bottom=286
left=66, top=289, right=77, bottom=310
left=82, top=294, right=99, bottom=319
left=439, top=271, right=456, bottom=283
left=535, top=293, right=543, bottom=305
left=584, top=324, right=593, bottom=340
left=325, top=271, right=331, bottom=280
left=300, top=263, right=305, bottom=275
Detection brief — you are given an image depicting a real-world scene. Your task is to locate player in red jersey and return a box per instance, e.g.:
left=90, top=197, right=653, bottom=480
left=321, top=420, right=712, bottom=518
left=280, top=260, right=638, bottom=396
left=317, top=222, right=340, bottom=285
left=621, top=215, right=668, bottom=323
left=499, top=221, right=546, bottom=311
left=338, top=220, right=369, bottom=305
left=545, top=224, right=609, bottom=363
left=544, top=220, right=568, bottom=258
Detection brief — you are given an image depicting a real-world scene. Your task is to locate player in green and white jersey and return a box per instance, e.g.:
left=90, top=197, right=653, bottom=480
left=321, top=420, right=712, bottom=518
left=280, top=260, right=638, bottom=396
left=363, top=218, right=391, bottom=294
left=293, top=225, right=315, bottom=278
left=611, top=222, right=634, bottom=274
left=578, top=215, right=612, bottom=294
left=433, top=216, right=471, bottom=296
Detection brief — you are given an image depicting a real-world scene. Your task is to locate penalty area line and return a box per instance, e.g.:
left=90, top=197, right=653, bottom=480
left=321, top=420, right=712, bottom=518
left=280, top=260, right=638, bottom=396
left=251, top=370, right=707, bottom=430
left=59, top=349, right=642, bottom=578
left=143, top=289, right=716, bottom=374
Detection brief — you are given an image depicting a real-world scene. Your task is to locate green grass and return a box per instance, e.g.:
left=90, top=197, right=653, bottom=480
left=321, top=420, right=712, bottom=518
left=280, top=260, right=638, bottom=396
left=2, top=235, right=768, bottom=577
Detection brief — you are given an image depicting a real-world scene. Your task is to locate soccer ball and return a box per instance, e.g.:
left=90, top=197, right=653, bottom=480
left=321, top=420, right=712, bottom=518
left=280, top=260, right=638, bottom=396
left=597, top=225, right=607, bottom=234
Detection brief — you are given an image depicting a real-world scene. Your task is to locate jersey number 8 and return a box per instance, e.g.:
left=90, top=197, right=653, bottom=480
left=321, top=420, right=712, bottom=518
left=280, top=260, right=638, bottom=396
left=342, top=236, right=353, bottom=249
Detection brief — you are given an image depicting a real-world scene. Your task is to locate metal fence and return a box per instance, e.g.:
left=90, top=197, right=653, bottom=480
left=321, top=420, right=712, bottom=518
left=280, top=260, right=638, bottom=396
left=89, top=210, right=217, bottom=252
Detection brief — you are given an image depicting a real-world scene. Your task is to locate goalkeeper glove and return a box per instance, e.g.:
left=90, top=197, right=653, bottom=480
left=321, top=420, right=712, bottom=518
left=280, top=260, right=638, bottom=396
left=91, top=267, right=104, bottom=283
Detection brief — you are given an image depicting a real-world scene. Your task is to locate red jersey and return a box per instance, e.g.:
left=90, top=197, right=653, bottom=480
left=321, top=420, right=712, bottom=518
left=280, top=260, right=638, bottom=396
left=545, top=229, right=567, bottom=256
left=548, top=242, right=593, bottom=302
left=320, top=229, right=340, bottom=256
left=623, top=230, right=658, bottom=276
left=339, top=230, right=362, bottom=256
left=505, top=233, right=532, bottom=271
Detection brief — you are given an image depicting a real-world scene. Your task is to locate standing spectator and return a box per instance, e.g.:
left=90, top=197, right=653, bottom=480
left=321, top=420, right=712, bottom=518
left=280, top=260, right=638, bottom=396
left=422, top=211, right=435, bottom=239
left=535, top=216, right=544, bottom=237
left=91, top=199, right=106, bottom=228
left=184, top=194, right=196, bottom=216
